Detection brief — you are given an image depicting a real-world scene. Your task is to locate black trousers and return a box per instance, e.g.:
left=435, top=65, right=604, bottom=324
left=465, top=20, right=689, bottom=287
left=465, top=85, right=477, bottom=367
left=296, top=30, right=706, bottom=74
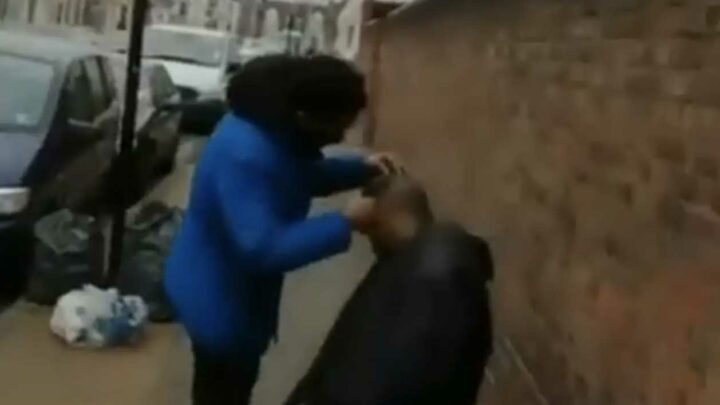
left=192, top=344, right=261, bottom=405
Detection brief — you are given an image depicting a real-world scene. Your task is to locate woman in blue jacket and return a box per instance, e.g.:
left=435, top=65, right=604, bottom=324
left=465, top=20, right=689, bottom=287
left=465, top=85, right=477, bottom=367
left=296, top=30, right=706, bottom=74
left=164, top=55, right=397, bottom=405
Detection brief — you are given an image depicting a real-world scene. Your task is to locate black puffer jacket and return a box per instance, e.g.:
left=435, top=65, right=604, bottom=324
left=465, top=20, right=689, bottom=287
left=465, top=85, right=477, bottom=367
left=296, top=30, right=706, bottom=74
left=286, top=223, right=494, bottom=405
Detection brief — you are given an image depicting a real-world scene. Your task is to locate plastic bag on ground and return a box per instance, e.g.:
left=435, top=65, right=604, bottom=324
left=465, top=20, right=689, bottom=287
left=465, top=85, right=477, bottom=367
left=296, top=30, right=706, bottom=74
left=50, top=285, right=148, bottom=348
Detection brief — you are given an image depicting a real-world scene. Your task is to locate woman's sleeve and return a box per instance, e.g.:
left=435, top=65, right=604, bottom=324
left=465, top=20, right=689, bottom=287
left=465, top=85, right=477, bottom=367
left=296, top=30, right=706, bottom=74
left=312, top=155, right=378, bottom=196
left=215, top=159, right=353, bottom=274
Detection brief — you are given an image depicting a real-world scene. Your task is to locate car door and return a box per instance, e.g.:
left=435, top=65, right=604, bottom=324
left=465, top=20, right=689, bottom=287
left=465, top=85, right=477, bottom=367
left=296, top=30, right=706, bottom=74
left=134, top=64, right=180, bottom=181
left=55, top=56, right=119, bottom=213
left=146, top=65, right=181, bottom=166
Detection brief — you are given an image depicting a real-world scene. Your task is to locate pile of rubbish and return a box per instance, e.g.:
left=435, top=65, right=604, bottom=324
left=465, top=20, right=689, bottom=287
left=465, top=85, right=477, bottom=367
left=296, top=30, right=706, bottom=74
left=26, top=210, right=96, bottom=307
left=50, top=285, right=148, bottom=348
left=26, top=202, right=183, bottom=323
left=116, top=202, right=182, bottom=322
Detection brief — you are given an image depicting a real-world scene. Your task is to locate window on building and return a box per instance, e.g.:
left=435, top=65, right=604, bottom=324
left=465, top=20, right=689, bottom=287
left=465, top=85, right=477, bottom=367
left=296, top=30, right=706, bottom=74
left=64, top=0, right=72, bottom=24
left=179, top=2, right=187, bottom=17
left=0, top=0, right=8, bottom=20
left=27, top=0, right=36, bottom=24
left=75, top=0, right=83, bottom=25
left=56, top=3, right=63, bottom=24
left=118, top=5, right=128, bottom=30
left=347, top=25, right=355, bottom=48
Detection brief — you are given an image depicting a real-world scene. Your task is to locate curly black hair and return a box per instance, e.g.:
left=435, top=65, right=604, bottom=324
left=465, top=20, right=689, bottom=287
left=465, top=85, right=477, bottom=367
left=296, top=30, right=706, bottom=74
left=226, top=54, right=367, bottom=136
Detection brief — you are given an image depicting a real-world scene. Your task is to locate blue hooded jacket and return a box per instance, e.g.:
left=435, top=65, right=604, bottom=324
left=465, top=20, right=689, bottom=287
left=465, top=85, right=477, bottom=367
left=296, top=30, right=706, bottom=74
left=164, top=114, right=374, bottom=355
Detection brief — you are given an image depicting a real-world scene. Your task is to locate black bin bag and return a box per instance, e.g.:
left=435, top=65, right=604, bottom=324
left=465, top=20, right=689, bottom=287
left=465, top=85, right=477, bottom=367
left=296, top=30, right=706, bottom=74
left=26, top=210, right=95, bottom=306
left=117, top=202, right=183, bottom=323
left=26, top=202, right=183, bottom=323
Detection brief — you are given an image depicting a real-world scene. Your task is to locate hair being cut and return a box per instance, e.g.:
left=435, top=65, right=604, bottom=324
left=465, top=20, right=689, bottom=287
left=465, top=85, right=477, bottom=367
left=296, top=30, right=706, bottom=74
left=362, top=175, right=434, bottom=225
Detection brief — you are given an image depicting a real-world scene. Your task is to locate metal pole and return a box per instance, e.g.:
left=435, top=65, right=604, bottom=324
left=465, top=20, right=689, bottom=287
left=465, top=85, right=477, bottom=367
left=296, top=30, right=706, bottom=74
left=107, top=0, right=149, bottom=286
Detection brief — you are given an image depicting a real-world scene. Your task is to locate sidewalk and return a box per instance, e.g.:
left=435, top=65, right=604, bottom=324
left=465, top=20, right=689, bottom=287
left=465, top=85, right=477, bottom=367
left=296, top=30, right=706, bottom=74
left=0, top=302, right=191, bottom=405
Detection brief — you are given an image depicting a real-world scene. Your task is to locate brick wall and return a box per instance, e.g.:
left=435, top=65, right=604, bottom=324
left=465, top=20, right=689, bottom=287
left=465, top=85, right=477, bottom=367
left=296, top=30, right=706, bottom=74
left=362, top=0, right=720, bottom=403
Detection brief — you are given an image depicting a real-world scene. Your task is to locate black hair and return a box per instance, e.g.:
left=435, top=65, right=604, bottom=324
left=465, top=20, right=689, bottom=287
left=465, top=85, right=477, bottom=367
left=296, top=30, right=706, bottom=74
left=226, top=54, right=367, bottom=135
left=363, top=175, right=434, bottom=224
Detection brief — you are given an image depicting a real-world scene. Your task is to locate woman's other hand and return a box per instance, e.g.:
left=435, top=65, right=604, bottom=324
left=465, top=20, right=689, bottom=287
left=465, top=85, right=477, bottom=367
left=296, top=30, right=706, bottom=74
left=366, top=153, right=405, bottom=175
left=343, top=194, right=377, bottom=233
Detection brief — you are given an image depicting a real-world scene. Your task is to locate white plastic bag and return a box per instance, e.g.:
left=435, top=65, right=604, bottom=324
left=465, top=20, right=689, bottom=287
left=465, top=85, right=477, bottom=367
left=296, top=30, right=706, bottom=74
left=50, top=285, right=149, bottom=348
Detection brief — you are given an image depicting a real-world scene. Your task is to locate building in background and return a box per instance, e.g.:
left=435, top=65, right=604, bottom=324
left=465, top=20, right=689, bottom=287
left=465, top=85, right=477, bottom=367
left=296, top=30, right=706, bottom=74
left=248, top=0, right=412, bottom=58
left=0, top=0, right=237, bottom=32
left=251, top=0, right=362, bottom=57
left=1, top=0, right=86, bottom=26
left=0, top=0, right=412, bottom=59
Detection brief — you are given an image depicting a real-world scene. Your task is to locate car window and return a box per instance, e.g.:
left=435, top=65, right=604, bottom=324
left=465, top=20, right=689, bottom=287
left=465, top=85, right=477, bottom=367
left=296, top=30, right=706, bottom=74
left=149, top=66, right=177, bottom=106
left=99, top=57, right=118, bottom=103
left=83, top=57, right=112, bottom=115
left=65, top=61, right=95, bottom=123
left=0, top=54, right=55, bottom=131
left=107, top=57, right=155, bottom=129
left=108, top=58, right=151, bottom=102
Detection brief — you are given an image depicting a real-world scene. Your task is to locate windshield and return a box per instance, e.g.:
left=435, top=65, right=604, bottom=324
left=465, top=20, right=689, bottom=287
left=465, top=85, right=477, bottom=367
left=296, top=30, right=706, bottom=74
left=144, top=28, right=228, bottom=68
left=0, top=54, right=55, bottom=131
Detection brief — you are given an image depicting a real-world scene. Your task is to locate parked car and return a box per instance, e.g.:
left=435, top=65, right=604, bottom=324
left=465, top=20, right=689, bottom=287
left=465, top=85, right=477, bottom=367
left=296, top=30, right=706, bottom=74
left=141, top=24, right=232, bottom=133
left=107, top=55, right=182, bottom=189
left=143, top=24, right=238, bottom=99
left=0, top=31, right=120, bottom=300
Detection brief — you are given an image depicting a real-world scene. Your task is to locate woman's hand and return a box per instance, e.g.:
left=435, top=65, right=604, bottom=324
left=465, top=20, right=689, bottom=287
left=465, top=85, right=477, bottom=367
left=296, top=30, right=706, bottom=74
left=366, top=152, right=405, bottom=176
left=343, top=194, right=377, bottom=233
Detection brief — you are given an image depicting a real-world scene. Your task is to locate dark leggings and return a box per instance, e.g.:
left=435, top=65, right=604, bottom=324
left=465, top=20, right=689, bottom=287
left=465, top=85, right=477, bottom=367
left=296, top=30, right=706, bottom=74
left=192, top=344, right=261, bottom=405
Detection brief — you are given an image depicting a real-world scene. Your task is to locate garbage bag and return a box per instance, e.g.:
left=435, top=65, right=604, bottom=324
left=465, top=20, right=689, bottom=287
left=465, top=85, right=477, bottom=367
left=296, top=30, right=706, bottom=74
left=27, top=203, right=184, bottom=321
left=117, top=201, right=183, bottom=323
left=26, top=210, right=95, bottom=306
left=50, top=285, right=148, bottom=348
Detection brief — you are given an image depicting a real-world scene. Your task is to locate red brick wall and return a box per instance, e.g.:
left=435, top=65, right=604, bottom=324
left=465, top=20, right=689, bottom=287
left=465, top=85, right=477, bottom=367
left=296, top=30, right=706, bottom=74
left=362, top=1, right=720, bottom=403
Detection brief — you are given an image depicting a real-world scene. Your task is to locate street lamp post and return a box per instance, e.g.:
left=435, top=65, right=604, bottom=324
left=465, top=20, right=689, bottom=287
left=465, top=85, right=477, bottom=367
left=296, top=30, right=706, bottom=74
left=106, top=0, right=150, bottom=286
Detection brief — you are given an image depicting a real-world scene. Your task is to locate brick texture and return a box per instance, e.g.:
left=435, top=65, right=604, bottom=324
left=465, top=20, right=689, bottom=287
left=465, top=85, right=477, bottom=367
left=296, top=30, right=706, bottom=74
left=360, top=0, right=720, bottom=404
